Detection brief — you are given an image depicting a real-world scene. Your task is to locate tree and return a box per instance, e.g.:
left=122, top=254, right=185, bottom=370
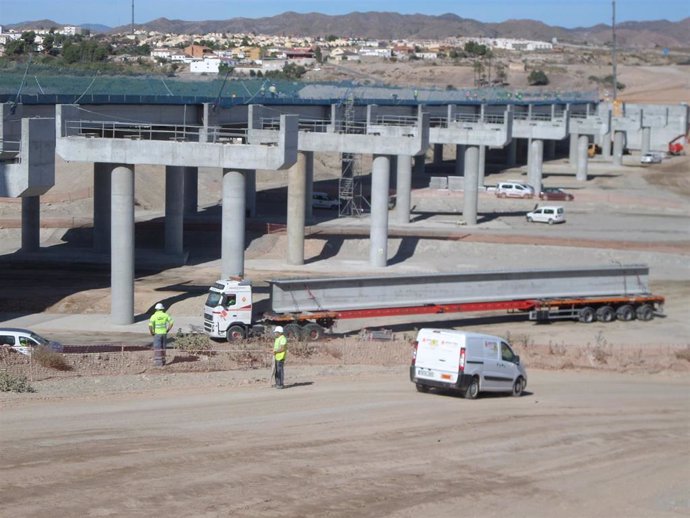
left=314, top=46, right=323, bottom=63
left=528, top=70, right=549, bottom=86
left=5, top=39, right=26, bottom=56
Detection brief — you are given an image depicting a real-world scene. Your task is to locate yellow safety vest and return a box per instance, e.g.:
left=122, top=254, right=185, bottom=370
left=274, top=334, right=287, bottom=361
left=149, top=310, right=173, bottom=335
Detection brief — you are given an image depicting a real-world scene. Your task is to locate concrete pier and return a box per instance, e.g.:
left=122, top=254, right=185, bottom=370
left=527, top=139, right=544, bottom=193
left=287, top=152, right=307, bottom=265
left=370, top=155, right=390, bottom=267
left=478, top=145, right=486, bottom=186
left=569, top=132, right=579, bottom=166
left=576, top=135, right=589, bottom=181
left=613, top=131, right=625, bottom=166
left=394, top=155, right=412, bottom=224
left=304, top=151, right=314, bottom=223
left=221, top=169, right=247, bottom=278
left=463, top=146, right=479, bottom=225
left=111, top=165, right=135, bottom=325
left=506, top=139, right=517, bottom=167
left=641, top=127, right=651, bottom=156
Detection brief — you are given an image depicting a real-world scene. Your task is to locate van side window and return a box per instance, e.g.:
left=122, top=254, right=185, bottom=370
left=0, top=335, right=15, bottom=346
left=501, top=342, right=516, bottom=362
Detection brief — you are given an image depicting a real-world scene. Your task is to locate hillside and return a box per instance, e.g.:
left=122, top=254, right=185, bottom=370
left=5, top=13, right=690, bottom=48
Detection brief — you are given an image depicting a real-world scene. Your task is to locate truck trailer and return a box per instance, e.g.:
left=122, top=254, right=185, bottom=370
left=203, top=264, right=664, bottom=341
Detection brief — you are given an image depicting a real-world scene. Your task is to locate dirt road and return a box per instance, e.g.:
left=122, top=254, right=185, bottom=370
left=1, top=368, right=688, bottom=517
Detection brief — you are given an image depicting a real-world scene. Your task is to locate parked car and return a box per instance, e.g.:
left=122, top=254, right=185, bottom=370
left=539, top=187, right=574, bottom=201
left=311, top=192, right=340, bottom=209
left=526, top=205, right=566, bottom=225
left=0, top=328, right=64, bottom=356
left=495, top=181, right=535, bottom=199
left=640, top=153, right=662, bottom=164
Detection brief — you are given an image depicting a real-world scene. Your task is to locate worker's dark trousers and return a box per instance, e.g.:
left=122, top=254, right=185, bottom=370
left=153, top=334, right=167, bottom=366
left=275, top=360, right=285, bottom=387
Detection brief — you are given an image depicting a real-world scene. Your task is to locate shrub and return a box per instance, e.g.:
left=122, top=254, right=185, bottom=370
left=0, top=371, right=35, bottom=393
left=32, top=346, right=72, bottom=371
left=527, top=70, right=549, bottom=86
left=674, top=347, right=690, bottom=362
left=174, top=332, right=213, bottom=354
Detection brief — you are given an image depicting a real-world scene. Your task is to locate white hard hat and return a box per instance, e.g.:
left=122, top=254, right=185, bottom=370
left=155, top=303, right=165, bottom=310
left=274, top=326, right=284, bottom=333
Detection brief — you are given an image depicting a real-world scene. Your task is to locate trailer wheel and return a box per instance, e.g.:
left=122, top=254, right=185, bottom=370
left=415, top=383, right=429, bottom=393
left=578, top=306, right=595, bottom=323
left=596, top=305, right=615, bottom=323
left=226, top=325, right=246, bottom=342
left=512, top=377, right=525, bottom=397
left=636, top=304, right=654, bottom=321
left=283, top=323, right=302, bottom=341
left=616, top=304, right=635, bottom=321
left=464, top=377, right=480, bottom=400
left=302, top=323, right=324, bottom=341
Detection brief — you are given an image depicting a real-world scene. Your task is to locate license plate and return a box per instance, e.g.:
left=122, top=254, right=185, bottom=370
left=416, top=368, right=434, bottom=378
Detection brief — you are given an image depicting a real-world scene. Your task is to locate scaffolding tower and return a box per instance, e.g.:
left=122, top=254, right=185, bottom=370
left=338, top=93, right=366, bottom=217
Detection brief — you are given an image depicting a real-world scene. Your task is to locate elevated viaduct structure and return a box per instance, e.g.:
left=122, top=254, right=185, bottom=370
left=1, top=86, right=687, bottom=324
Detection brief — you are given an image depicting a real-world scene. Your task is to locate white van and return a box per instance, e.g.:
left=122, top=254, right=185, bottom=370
left=312, top=192, right=339, bottom=209
left=495, top=181, right=535, bottom=199
left=410, top=329, right=527, bottom=399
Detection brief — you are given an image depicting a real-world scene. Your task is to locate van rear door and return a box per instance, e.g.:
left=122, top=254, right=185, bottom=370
left=415, top=332, right=462, bottom=384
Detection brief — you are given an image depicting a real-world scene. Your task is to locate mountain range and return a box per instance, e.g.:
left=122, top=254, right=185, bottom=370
left=6, top=12, right=690, bottom=48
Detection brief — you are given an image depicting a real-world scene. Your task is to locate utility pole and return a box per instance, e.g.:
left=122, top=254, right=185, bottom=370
left=131, top=0, right=135, bottom=35
left=612, top=0, right=617, bottom=102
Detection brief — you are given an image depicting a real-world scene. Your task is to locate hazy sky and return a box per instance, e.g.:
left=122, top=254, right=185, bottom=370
left=1, top=0, right=687, bottom=29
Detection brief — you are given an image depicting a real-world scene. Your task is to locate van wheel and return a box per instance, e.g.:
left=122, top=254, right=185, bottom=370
left=464, top=377, right=480, bottom=400
left=512, top=377, right=525, bottom=397
left=548, top=218, right=554, bottom=225
left=497, top=192, right=506, bottom=198
left=527, top=216, right=533, bottom=223
left=578, top=306, right=595, bottom=323
left=415, top=383, right=429, bottom=393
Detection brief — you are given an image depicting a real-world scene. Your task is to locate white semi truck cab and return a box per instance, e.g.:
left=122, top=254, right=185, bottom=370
left=203, top=278, right=255, bottom=340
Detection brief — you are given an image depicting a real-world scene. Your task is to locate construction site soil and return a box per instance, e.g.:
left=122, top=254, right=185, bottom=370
left=1, top=69, right=689, bottom=517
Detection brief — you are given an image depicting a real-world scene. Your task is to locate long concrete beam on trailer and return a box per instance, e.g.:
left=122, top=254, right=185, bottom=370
left=268, top=264, right=652, bottom=313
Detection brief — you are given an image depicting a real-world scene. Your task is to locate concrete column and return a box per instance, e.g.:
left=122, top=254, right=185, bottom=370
left=245, top=170, right=256, bottom=217
left=613, top=131, right=625, bottom=166
left=165, top=166, right=185, bottom=255
left=413, top=154, right=425, bottom=176
left=641, top=127, right=651, bottom=156
left=601, top=133, right=612, bottom=160
left=394, top=155, right=412, bottom=225
left=477, top=145, right=486, bottom=186
left=183, top=167, right=198, bottom=215
left=370, top=155, right=390, bottom=267
left=544, top=140, right=556, bottom=160
left=528, top=139, right=544, bottom=193
left=304, top=151, right=314, bottom=224
left=526, top=138, right=533, bottom=173
left=576, top=135, right=589, bottom=181
left=455, top=144, right=465, bottom=176
left=463, top=146, right=479, bottom=225
left=506, top=139, right=517, bottom=167
left=287, top=152, right=307, bottom=266
left=111, top=165, right=135, bottom=325
left=21, top=196, right=40, bottom=252
left=221, top=169, right=246, bottom=278
left=569, top=132, right=579, bottom=166
left=93, top=162, right=111, bottom=253
left=433, top=144, right=443, bottom=165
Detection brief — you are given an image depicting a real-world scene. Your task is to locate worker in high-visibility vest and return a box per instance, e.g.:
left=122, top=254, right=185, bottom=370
left=149, top=302, right=174, bottom=366
left=273, top=326, right=287, bottom=389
